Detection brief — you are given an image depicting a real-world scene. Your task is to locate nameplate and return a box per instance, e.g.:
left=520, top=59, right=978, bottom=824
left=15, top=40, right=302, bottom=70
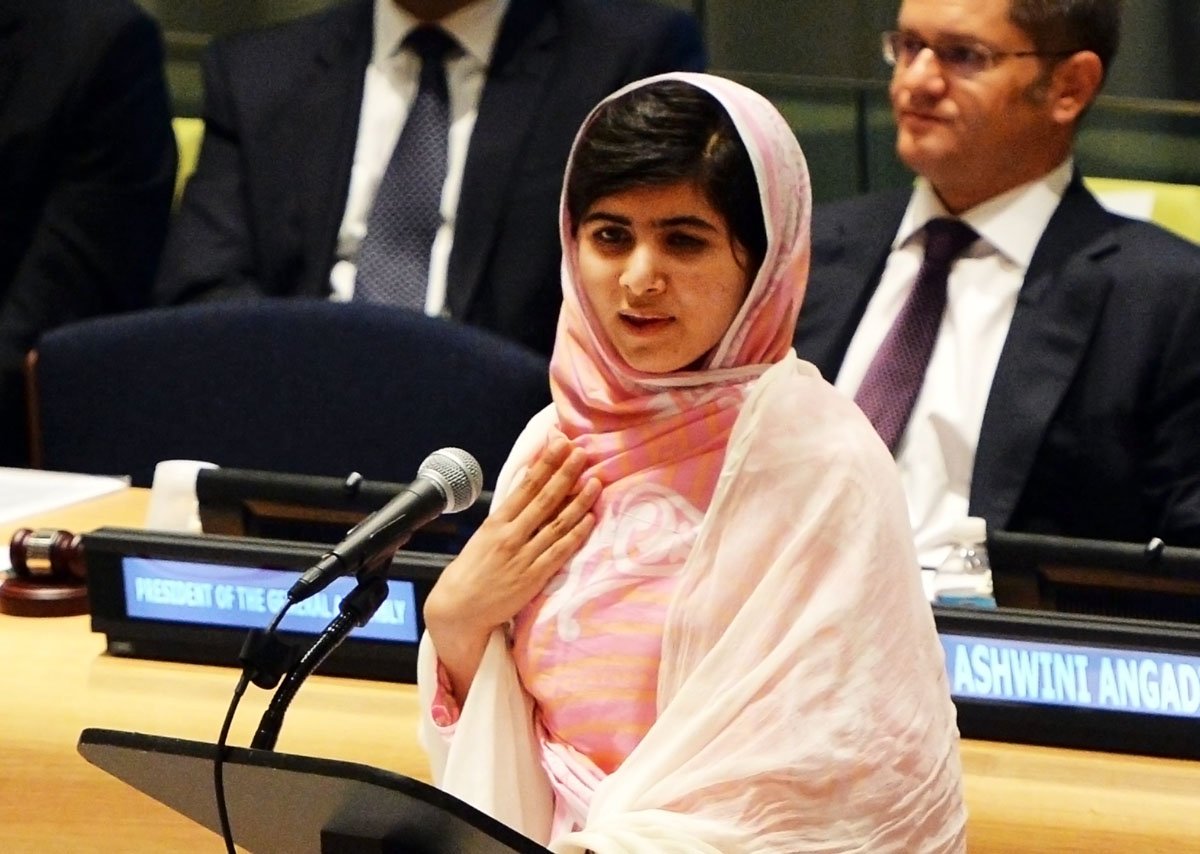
left=85, top=527, right=447, bottom=682
left=936, top=606, right=1200, bottom=758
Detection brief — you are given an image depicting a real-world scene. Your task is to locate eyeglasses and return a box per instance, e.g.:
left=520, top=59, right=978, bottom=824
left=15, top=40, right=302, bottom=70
left=881, top=30, right=1075, bottom=78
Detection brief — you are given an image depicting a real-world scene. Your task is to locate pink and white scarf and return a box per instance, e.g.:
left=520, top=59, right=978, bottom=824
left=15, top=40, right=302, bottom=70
left=418, top=72, right=966, bottom=853
left=547, top=71, right=810, bottom=499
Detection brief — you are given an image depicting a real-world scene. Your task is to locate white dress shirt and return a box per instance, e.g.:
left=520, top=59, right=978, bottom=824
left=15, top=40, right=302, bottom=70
left=836, top=159, right=1074, bottom=568
left=329, top=0, right=510, bottom=312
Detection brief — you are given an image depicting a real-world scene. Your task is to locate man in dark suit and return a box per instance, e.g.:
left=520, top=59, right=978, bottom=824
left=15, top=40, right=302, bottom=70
left=794, top=0, right=1200, bottom=565
left=0, top=0, right=176, bottom=466
left=153, top=0, right=705, bottom=357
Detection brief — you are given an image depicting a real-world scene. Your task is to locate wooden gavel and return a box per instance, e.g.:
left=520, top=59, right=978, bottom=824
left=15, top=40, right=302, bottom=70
left=1, top=528, right=88, bottom=617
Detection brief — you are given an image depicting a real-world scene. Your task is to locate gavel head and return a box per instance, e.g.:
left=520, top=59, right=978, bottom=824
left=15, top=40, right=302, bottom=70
left=10, top=528, right=86, bottom=580
left=1, top=528, right=88, bottom=617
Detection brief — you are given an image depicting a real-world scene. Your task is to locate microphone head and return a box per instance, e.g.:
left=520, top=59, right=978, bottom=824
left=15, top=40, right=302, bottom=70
left=418, top=448, right=484, bottom=513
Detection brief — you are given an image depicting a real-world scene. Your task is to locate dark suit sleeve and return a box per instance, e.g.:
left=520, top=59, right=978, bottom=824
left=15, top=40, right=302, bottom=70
left=154, top=42, right=267, bottom=305
left=1144, top=252, right=1200, bottom=545
left=0, top=10, right=175, bottom=362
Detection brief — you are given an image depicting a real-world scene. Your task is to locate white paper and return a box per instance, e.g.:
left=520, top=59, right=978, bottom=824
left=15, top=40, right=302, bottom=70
left=0, top=467, right=129, bottom=572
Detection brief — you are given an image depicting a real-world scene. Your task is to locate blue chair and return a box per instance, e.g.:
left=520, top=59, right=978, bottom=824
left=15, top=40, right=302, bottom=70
left=25, top=300, right=551, bottom=488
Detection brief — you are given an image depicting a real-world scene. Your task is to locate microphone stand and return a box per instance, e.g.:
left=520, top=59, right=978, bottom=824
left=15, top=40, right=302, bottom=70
left=251, top=572, right=391, bottom=751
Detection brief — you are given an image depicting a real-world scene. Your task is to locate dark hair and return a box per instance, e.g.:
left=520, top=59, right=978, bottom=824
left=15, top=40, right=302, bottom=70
left=566, top=80, right=767, bottom=277
left=1008, top=0, right=1122, bottom=78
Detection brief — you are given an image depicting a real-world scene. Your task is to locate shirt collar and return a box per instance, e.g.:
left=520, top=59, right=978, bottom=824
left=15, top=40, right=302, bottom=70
left=373, top=0, right=510, bottom=67
left=895, top=158, right=1074, bottom=270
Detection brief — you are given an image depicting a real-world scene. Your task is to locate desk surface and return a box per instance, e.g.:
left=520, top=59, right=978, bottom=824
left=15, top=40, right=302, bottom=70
left=3, top=489, right=1200, bottom=852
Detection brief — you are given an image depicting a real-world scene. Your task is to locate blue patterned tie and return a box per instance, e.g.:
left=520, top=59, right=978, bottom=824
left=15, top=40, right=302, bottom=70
left=854, top=218, right=978, bottom=453
left=354, top=26, right=457, bottom=307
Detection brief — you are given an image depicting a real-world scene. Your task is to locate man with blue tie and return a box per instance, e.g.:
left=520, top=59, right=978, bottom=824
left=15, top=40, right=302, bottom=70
left=154, top=0, right=706, bottom=357
left=794, top=0, right=1200, bottom=566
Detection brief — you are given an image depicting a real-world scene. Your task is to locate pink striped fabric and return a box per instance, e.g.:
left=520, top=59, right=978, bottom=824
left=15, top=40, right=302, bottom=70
left=418, top=73, right=965, bottom=853
left=507, top=71, right=811, bottom=832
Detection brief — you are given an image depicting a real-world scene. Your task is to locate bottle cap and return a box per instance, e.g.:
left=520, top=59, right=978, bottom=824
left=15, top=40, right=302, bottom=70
left=949, top=516, right=987, bottom=546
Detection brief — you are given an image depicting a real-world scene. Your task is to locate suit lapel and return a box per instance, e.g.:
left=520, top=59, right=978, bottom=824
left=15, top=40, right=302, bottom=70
left=291, top=0, right=372, bottom=295
left=796, top=191, right=907, bottom=380
left=970, top=176, right=1120, bottom=527
left=445, top=0, right=557, bottom=317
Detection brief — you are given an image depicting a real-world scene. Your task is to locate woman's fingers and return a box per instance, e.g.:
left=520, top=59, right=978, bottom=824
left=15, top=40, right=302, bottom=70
left=425, top=447, right=600, bottom=639
left=494, top=438, right=590, bottom=534
left=482, top=471, right=600, bottom=596
left=527, top=476, right=602, bottom=559
left=490, top=439, right=570, bottom=520
left=528, top=494, right=598, bottom=579
left=514, top=447, right=590, bottom=532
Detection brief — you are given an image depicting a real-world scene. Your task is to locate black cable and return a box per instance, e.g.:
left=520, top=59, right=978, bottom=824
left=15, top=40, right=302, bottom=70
left=214, top=605, right=293, bottom=853
left=215, top=670, right=250, bottom=854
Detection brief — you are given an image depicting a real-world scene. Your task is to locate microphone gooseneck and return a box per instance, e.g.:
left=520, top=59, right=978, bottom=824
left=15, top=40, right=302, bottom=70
left=286, top=447, right=483, bottom=604
left=251, top=575, right=390, bottom=751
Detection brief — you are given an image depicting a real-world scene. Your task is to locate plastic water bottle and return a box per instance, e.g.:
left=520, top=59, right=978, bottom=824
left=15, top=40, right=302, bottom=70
left=932, top=516, right=996, bottom=608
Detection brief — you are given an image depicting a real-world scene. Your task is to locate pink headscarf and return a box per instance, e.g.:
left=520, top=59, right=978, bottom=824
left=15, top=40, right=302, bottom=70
left=545, top=72, right=812, bottom=509
left=420, top=73, right=966, bottom=854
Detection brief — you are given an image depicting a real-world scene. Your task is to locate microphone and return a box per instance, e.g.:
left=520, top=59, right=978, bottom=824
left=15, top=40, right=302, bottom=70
left=287, top=448, right=483, bottom=603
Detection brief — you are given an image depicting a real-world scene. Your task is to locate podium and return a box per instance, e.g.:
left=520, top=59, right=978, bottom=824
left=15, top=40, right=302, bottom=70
left=78, top=728, right=551, bottom=853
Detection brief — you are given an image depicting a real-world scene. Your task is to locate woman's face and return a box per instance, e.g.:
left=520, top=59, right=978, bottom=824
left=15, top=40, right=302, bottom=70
left=575, top=180, right=754, bottom=374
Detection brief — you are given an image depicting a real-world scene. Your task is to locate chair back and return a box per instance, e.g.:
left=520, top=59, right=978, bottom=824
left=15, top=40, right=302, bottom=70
left=1085, top=176, right=1200, bottom=244
left=25, top=300, right=551, bottom=488
left=171, top=117, right=204, bottom=207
